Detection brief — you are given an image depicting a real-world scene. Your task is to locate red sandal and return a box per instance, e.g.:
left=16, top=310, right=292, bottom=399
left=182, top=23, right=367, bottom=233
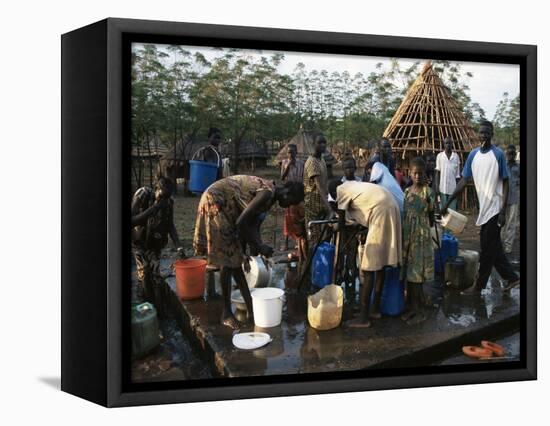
left=481, top=340, right=505, bottom=357
left=462, top=346, right=493, bottom=358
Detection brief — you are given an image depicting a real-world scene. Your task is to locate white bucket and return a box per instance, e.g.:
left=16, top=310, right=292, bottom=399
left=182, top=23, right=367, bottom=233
left=441, top=208, right=467, bottom=234
left=243, top=256, right=272, bottom=288
left=251, top=287, right=285, bottom=328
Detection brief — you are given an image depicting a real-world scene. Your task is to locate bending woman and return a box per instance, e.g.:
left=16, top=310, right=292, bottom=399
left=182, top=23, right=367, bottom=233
left=193, top=175, right=304, bottom=329
left=329, top=180, right=402, bottom=328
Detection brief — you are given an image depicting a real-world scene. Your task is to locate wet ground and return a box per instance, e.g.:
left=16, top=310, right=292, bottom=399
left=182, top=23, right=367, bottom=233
left=131, top=215, right=521, bottom=381
left=131, top=315, right=212, bottom=383
left=149, top=257, right=519, bottom=378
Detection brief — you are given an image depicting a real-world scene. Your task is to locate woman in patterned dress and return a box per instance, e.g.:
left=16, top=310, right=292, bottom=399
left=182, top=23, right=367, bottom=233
left=193, top=175, right=304, bottom=329
left=401, top=157, right=435, bottom=325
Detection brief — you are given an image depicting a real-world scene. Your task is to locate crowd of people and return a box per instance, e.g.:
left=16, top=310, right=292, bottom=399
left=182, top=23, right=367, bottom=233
left=131, top=121, right=520, bottom=330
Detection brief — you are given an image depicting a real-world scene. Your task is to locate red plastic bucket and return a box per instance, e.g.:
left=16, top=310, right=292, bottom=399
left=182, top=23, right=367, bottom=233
left=174, top=258, right=207, bottom=300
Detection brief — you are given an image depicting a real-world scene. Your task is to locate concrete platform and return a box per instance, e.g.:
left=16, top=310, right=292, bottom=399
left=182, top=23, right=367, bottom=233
left=154, top=259, right=520, bottom=378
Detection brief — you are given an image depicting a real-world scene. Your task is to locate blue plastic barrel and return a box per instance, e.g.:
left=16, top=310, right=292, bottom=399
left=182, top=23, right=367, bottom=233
left=380, top=267, right=405, bottom=316
left=311, top=242, right=335, bottom=289
left=435, top=233, right=458, bottom=274
left=189, top=160, right=218, bottom=194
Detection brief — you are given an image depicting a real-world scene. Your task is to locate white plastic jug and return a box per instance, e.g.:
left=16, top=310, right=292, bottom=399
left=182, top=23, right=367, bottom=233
left=308, top=285, right=343, bottom=331
left=251, top=287, right=285, bottom=328
left=441, top=208, right=467, bottom=234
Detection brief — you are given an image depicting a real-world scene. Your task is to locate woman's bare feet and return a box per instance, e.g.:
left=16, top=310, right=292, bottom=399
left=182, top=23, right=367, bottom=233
left=221, top=313, right=240, bottom=330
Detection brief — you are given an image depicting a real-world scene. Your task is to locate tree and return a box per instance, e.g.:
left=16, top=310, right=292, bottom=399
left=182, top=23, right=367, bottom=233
left=493, top=92, right=519, bottom=146
left=131, top=44, right=169, bottom=186
left=130, top=44, right=495, bottom=181
left=191, top=51, right=293, bottom=172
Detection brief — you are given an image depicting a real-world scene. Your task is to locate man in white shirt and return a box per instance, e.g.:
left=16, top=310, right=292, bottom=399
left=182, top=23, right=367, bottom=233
left=442, top=121, right=519, bottom=295
left=435, top=137, right=461, bottom=211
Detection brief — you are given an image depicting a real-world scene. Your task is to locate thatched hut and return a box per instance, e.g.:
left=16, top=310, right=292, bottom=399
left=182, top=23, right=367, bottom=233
left=383, top=62, right=480, bottom=172
left=274, top=128, right=318, bottom=164
left=383, top=62, right=481, bottom=210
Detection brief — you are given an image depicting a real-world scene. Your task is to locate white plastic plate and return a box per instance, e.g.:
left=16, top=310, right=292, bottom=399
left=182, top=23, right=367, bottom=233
left=232, top=332, right=272, bottom=350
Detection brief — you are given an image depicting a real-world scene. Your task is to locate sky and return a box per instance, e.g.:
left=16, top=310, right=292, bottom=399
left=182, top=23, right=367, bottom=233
left=133, top=43, right=520, bottom=119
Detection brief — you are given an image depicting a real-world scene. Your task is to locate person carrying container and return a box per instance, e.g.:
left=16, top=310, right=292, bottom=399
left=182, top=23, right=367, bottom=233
left=442, top=120, right=519, bottom=295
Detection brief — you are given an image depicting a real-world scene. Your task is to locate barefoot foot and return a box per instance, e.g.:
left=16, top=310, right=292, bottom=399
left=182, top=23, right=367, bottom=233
left=221, top=314, right=240, bottom=330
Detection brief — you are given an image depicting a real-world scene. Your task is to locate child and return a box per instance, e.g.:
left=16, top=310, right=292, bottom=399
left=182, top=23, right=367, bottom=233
left=401, top=157, right=435, bottom=325
left=341, top=157, right=362, bottom=182
left=131, top=176, right=184, bottom=305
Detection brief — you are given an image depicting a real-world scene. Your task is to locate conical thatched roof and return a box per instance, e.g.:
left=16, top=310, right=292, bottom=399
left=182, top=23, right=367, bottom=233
left=383, top=62, right=480, bottom=161
left=275, top=128, right=318, bottom=163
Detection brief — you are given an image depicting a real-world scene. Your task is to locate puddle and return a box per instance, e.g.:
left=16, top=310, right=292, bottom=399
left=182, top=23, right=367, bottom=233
left=131, top=315, right=212, bottom=383
left=132, top=253, right=521, bottom=379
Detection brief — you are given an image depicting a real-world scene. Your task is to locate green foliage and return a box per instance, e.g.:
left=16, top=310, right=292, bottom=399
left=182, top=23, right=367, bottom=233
left=493, top=92, right=520, bottom=146
left=131, top=44, right=514, bottom=167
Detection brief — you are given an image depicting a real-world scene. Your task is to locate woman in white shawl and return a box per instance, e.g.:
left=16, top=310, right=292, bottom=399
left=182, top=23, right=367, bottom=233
left=369, top=162, right=404, bottom=215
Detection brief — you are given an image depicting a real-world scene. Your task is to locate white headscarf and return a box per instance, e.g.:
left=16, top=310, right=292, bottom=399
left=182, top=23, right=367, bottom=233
left=369, top=162, right=404, bottom=214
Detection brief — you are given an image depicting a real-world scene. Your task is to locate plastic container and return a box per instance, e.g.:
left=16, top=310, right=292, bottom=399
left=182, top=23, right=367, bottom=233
left=188, top=147, right=221, bottom=194
left=231, top=288, right=256, bottom=311
left=311, top=242, right=335, bottom=289
left=435, top=233, right=458, bottom=274
left=188, top=160, right=218, bottom=193
left=445, top=256, right=466, bottom=289
left=243, top=256, right=272, bottom=288
left=441, top=208, right=467, bottom=234
left=131, top=302, right=160, bottom=359
left=251, top=287, right=285, bottom=328
left=308, top=284, right=343, bottom=331
left=232, top=332, right=271, bottom=350
left=174, top=258, right=207, bottom=300
left=380, top=267, right=405, bottom=316
left=458, top=249, right=480, bottom=287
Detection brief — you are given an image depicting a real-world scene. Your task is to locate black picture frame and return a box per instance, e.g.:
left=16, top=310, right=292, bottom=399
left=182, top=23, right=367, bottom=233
left=61, top=17, right=537, bottom=407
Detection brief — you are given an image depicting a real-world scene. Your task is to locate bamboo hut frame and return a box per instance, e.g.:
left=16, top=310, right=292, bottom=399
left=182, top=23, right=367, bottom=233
left=383, top=62, right=481, bottom=210
left=384, top=61, right=480, bottom=168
